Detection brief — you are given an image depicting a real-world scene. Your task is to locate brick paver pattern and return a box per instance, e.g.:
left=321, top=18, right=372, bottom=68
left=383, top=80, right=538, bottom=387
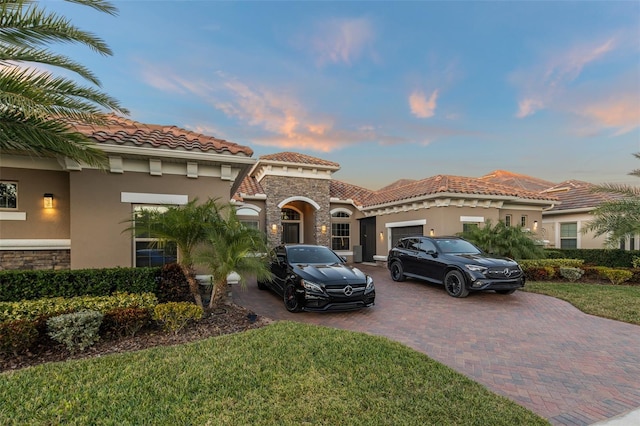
left=233, top=264, right=640, bottom=426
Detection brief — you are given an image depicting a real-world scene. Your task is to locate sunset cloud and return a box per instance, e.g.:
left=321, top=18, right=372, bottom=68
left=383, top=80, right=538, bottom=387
left=409, top=90, right=439, bottom=118
left=513, top=37, right=617, bottom=118
left=309, top=17, right=376, bottom=66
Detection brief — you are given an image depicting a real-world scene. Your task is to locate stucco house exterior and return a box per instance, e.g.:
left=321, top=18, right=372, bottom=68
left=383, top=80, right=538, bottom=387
left=234, top=153, right=559, bottom=264
left=1, top=115, right=634, bottom=272
left=479, top=171, right=636, bottom=250
left=0, top=115, right=255, bottom=270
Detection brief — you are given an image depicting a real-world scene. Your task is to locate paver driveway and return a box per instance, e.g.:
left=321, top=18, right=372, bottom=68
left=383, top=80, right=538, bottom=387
left=233, top=263, right=640, bottom=426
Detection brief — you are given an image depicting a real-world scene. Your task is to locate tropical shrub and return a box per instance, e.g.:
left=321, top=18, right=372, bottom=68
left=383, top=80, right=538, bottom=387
left=101, top=307, right=151, bottom=338
left=519, top=259, right=584, bottom=269
left=47, top=310, right=104, bottom=352
left=152, top=302, right=203, bottom=334
left=0, top=319, right=38, bottom=356
left=459, top=220, right=545, bottom=259
left=157, top=263, right=192, bottom=303
left=598, top=268, right=634, bottom=286
left=559, top=267, right=584, bottom=282
left=0, top=292, right=158, bottom=323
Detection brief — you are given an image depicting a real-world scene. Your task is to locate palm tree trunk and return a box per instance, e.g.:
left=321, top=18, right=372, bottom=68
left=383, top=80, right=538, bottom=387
left=180, top=265, right=203, bottom=308
left=208, top=280, right=227, bottom=309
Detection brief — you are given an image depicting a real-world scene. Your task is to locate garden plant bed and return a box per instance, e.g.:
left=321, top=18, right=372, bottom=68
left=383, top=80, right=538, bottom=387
left=1, top=302, right=270, bottom=373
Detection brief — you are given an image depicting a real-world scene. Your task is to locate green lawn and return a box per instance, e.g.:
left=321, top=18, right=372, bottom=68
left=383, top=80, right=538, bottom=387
left=523, top=282, right=640, bottom=325
left=0, top=321, right=549, bottom=425
left=4, top=281, right=637, bottom=425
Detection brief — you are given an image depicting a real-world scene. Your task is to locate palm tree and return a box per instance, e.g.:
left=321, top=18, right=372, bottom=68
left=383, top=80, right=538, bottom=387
left=124, top=198, right=225, bottom=308
left=197, top=207, right=272, bottom=309
left=459, top=220, right=545, bottom=260
left=0, top=0, right=129, bottom=167
left=582, top=153, right=640, bottom=247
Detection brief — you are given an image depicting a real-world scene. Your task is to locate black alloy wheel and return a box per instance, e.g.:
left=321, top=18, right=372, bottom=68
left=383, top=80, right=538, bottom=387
left=444, top=270, right=469, bottom=298
left=390, top=262, right=406, bottom=282
left=283, top=282, right=301, bottom=312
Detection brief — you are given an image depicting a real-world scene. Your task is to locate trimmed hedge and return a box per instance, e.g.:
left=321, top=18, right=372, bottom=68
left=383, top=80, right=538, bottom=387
left=0, top=267, right=161, bottom=302
left=0, top=292, right=158, bottom=323
left=544, top=249, right=640, bottom=268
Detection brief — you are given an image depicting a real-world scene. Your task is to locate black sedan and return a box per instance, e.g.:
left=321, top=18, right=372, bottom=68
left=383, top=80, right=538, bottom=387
left=258, top=244, right=375, bottom=312
left=387, top=236, right=525, bottom=297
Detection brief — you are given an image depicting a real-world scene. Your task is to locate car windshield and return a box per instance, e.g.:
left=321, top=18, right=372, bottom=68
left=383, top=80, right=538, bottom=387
left=435, top=239, right=481, bottom=255
left=287, top=246, right=342, bottom=264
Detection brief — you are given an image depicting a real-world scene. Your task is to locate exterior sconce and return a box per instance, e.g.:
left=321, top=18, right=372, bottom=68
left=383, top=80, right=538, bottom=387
left=429, top=228, right=435, bottom=236
left=533, top=221, right=538, bottom=231
left=43, top=193, right=54, bottom=209
left=379, top=232, right=384, bottom=241
left=321, top=225, right=327, bottom=234
left=271, top=224, right=277, bottom=234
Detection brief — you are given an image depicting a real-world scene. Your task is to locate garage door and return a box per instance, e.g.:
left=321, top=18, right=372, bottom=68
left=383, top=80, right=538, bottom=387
left=390, top=225, right=423, bottom=247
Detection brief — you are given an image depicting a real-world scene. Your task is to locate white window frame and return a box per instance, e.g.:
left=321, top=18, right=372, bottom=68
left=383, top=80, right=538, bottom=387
left=0, top=181, right=18, bottom=210
left=132, top=205, right=178, bottom=268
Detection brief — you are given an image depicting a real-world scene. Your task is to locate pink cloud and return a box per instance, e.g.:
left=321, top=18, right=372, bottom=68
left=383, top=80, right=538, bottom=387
left=409, top=90, right=439, bottom=118
left=577, top=93, right=640, bottom=136
left=513, top=37, right=618, bottom=118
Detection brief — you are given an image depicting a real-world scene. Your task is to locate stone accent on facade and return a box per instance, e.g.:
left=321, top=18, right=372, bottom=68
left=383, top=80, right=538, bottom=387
left=0, top=250, right=71, bottom=270
left=261, top=175, right=331, bottom=247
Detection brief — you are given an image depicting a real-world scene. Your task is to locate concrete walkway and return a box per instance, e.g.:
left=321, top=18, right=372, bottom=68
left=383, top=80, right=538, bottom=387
left=233, top=264, right=640, bottom=426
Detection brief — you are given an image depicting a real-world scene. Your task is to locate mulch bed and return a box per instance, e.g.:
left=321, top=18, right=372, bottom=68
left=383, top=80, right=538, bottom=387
left=1, top=302, right=271, bottom=373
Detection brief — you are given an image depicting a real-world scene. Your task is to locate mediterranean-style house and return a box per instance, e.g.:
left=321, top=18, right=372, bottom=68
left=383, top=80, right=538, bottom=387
left=0, top=115, right=633, bottom=271
left=479, top=171, right=636, bottom=250
left=0, top=115, right=255, bottom=270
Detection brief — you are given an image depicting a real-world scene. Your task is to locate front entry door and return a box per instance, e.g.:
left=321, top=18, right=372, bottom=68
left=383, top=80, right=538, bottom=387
left=282, top=223, right=300, bottom=244
left=359, top=217, right=376, bottom=262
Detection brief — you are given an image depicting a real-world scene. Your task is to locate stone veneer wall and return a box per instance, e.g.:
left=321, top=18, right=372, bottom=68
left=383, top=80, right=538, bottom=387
left=0, top=250, right=70, bottom=271
left=261, top=175, right=331, bottom=248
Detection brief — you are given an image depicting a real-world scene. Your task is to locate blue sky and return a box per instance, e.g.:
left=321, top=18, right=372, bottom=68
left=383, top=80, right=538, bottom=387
left=48, top=1, right=639, bottom=190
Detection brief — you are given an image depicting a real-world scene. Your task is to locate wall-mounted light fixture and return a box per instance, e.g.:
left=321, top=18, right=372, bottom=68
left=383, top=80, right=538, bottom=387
left=271, top=224, right=278, bottom=234
left=533, top=221, right=538, bottom=231
left=379, top=231, right=384, bottom=241
left=43, top=193, right=54, bottom=209
left=321, top=225, right=327, bottom=234
left=429, top=228, right=435, bottom=236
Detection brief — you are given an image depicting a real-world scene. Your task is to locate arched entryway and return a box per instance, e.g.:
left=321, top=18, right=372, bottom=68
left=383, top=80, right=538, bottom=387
left=272, top=196, right=328, bottom=246
left=281, top=207, right=302, bottom=243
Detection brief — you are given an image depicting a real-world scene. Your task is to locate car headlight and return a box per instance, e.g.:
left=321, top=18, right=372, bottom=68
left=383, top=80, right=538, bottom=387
left=465, top=264, right=488, bottom=274
left=301, top=279, right=323, bottom=293
left=366, top=275, right=374, bottom=291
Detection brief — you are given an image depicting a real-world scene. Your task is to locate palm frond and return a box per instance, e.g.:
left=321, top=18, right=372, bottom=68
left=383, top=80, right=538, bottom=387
left=0, top=1, right=113, bottom=55
left=0, top=111, right=109, bottom=167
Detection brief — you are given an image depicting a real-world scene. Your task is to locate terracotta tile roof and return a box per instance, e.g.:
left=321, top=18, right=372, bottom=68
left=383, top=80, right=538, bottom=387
left=330, top=180, right=374, bottom=206
left=479, top=170, right=556, bottom=192
left=70, top=114, right=253, bottom=156
left=233, top=176, right=264, bottom=201
left=362, top=174, right=557, bottom=207
left=542, top=180, right=622, bottom=211
left=377, top=179, right=417, bottom=191
left=259, top=152, right=340, bottom=169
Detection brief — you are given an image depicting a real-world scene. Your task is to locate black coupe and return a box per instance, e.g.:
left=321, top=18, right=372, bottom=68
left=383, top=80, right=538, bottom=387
left=387, top=236, right=525, bottom=297
left=258, top=244, right=376, bottom=312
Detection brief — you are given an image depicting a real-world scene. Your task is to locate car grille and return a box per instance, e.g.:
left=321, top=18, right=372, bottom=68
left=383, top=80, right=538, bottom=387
left=325, top=282, right=367, bottom=298
left=485, top=267, right=523, bottom=279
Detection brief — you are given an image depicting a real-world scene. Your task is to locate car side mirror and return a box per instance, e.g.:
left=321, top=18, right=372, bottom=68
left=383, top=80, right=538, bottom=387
left=427, top=250, right=438, bottom=258
left=340, top=256, right=347, bottom=262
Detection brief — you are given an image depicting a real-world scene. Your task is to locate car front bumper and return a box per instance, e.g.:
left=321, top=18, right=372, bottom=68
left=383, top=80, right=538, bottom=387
left=301, top=290, right=376, bottom=312
left=466, top=275, right=525, bottom=291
